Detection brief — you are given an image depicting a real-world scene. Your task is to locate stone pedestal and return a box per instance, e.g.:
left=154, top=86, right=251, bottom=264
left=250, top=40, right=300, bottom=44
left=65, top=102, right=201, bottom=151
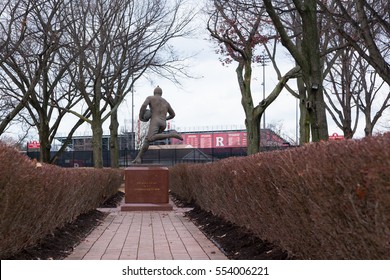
left=121, top=166, right=173, bottom=211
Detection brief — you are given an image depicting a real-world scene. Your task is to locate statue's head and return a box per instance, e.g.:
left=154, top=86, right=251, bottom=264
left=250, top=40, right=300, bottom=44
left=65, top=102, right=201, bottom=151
left=154, top=86, right=162, bottom=96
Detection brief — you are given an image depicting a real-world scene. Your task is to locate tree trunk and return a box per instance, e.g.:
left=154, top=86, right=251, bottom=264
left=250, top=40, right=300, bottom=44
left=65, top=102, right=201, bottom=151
left=91, top=117, right=103, bottom=168
left=38, top=120, right=51, bottom=163
left=109, top=110, right=119, bottom=168
left=299, top=98, right=311, bottom=144
left=364, top=110, right=373, bottom=136
left=297, top=76, right=310, bottom=144
left=306, top=86, right=329, bottom=141
left=264, top=0, right=329, bottom=142
left=236, top=61, right=261, bottom=155
left=246, top=113, right=261, bottom=154
left=343, top=92, right=354, bottom=138
left=240, top=65, right=300, bottom=154
left=301, top=0, right=328, bottom=141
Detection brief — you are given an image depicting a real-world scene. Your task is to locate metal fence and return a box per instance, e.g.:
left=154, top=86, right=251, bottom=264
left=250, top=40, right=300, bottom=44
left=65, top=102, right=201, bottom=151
left=27, top=146, right=292, bottom=167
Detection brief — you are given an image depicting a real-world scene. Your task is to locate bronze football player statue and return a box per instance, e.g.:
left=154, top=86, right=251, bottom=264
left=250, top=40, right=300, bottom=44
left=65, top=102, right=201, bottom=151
left=132, top=86, right=183, bottom=164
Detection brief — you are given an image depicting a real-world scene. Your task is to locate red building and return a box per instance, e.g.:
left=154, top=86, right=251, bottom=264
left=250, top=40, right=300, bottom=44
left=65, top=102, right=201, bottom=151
left=169, top=128, right=290, bottom=148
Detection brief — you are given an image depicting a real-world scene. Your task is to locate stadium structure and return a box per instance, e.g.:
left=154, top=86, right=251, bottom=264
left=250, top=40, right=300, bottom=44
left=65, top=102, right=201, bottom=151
left=44, top=128, right=291, bottom=167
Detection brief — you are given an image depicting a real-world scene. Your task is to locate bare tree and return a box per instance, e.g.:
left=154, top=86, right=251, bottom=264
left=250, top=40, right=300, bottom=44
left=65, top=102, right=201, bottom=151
left=207, top=0, right=300, bottom=155
left=103, top=0, right=196, bottom=167
left=239, top=0, right=342, bottom=144
left=264, top=0, right=329, bottom=142
left=0, top=0, right=31, bottom=134
left=0, top=0, right=30, bottom=64
left=324, top=46, right=360, bottom=139
left=323, top=40, right=389, bottom=139
left=0, top=0, right=93, bottom=163
left=356, top=60, right=389, bottom=136
left=64, top=0, right=196, bottom=167
left=319, top=0, right=390, bottom=137
left=261, top=1, right=311, bottom=144
left=319, top=0, right=390, bottom=86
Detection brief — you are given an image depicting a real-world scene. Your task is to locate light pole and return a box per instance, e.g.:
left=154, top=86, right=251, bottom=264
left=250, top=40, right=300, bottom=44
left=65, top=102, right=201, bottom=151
left=259, top=52, right=270, bottom=129
left=131, top=86, right=134, bottom=134
left=131, top=81, right=135, bottom=150
left=293, top=90, right=300, bottom=146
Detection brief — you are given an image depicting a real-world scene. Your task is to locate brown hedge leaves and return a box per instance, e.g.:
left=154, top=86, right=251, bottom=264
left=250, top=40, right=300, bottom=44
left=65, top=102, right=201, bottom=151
left=0, top=143, right=123, bottom=259
left=169, top=133, right=390, bottom=259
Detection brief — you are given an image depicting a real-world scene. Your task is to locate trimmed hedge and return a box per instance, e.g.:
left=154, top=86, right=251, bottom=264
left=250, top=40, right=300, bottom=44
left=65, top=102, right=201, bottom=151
left=169, top=133, right=390, bottom=259
left=0, top=143, right=123, bottom=259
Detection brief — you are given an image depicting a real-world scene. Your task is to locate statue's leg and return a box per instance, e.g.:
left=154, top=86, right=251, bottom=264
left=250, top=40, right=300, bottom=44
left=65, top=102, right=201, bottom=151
left=169, top=131, right=183, bottom=140
left=149, top=132, right=183, bottom=141
left=132, top=140, right=150, bottom=164
left=132, top=123, right=159, bottom=164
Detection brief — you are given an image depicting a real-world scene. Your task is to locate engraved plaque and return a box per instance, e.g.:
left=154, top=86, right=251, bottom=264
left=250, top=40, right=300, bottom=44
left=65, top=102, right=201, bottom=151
left=121, top=166, right=172, bottom=211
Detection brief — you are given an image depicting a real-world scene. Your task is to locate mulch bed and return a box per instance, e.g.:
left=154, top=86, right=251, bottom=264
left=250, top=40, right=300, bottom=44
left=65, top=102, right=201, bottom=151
left=6, top=191, right=291, bottom=260
left=171, top=195, right=291, bottom=260
left=185, top=206, right=290, bottom=259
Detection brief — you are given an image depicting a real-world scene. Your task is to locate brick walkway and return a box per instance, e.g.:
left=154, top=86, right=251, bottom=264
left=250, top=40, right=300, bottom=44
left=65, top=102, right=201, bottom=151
left=66, top=201, right=227, bottom=260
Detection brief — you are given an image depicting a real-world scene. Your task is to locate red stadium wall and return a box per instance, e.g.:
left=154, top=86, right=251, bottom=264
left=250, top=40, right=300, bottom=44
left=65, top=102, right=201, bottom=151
left=171, top=130, right=286, bottom=148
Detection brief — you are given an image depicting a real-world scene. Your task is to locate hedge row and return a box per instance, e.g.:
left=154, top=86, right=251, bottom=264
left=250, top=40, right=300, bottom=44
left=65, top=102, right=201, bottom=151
left=169, top=133, right=390, bottom=259
left=0, top=143, right=124, bottom=259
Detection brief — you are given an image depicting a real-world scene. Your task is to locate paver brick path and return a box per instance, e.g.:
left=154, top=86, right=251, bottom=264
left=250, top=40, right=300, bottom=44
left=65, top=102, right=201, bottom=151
left=66, top=205, right=227, bottom=260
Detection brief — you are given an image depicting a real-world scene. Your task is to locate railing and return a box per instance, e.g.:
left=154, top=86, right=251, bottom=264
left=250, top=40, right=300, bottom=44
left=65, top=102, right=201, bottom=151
left=27, top=146, right=292, bottom=167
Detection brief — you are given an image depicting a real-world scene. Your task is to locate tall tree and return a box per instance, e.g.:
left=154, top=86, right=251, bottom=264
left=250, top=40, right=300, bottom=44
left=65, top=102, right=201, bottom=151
left=0, top=0, right=31, bottom=134
left=356, top=59, right=389, bottom=136
left=0, top=0, right=91, bottom=163
left=319, top=0, right=390, bottom=86
left=0, top=0, right=30, bottom=65
left=264, top=0, right=329, bottom=141
left=65, top=0, right=195, bottom=167
left=319, top=0, right=390, bottom=137
left=103, top=0, right=195, bottom=168
left=324, top=46, right=360, bottom=139
left=207, top=0, right=300, bottom=155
